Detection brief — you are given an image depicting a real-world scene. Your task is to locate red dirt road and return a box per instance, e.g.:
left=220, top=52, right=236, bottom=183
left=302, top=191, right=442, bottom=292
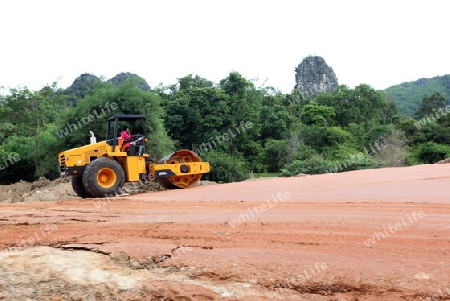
left=0, top=164, right=449, bottom=300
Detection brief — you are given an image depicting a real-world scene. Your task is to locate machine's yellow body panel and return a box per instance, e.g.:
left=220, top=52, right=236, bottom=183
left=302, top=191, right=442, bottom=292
left=152, top=161, right=210, bottom=176
left=121, top=156, right=147, bottom=182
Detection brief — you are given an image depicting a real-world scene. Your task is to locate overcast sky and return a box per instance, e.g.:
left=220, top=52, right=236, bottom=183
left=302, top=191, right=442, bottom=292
left=0, top=0, right=448, bottom=94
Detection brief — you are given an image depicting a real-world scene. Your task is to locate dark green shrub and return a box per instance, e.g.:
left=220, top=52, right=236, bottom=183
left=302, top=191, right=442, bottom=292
left=201, top=151, right=248, bottom=183
left=413, top=141, right=450, bottom=164
left=280, top=154, right=334, bottom=176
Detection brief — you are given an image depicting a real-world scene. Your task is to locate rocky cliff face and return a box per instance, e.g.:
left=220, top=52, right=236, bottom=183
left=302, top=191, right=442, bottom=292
left=294, top=56, right=338, bottom=96
left=65, top=73, right=101, bottom=105
left=108, top=72, right=151, bottom=91
left=68, top=73, right=100, bottom=95
left=64, top=72, right=151, bottom=106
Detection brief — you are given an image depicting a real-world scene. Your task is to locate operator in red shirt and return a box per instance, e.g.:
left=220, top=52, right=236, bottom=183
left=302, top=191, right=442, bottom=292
left=120, top=126, right=132, bottom=151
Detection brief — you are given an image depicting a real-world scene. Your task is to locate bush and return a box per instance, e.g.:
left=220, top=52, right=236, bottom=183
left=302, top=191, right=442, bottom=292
left=0, top=136, right=35, bottom=184
left=371, top=129, right=407, bottom=167
left=280, top=154, right=334, bottom=176
left=300, top=126, right=353, bottom=151
left=201, top=151, right=248, bottom=183
left=263, top=139, right=289, bottom=172
left=412, top=141, right=450, bottom=164
left=281, top=151, right=382, bottom=176
left=326, top=153, right=378, bottom=173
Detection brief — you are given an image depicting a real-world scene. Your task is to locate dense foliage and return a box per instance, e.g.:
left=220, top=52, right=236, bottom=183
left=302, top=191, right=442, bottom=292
left=1, top=72, right=449, bottom=184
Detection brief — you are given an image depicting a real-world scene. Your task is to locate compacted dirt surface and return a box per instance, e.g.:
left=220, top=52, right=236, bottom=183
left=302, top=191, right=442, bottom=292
left=0, top=164, right=449, bottom=300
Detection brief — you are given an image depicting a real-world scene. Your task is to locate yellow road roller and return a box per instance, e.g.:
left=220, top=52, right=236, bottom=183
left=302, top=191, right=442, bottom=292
left=58, top=114, right=210, bottom=198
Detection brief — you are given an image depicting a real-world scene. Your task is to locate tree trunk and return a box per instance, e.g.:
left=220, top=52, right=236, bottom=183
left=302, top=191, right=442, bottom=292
left=34, top=109, right=40, bottom=175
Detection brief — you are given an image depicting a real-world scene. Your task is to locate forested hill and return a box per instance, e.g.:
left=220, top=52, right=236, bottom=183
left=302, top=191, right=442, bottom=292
left=384, top=74, right=450, bottom=116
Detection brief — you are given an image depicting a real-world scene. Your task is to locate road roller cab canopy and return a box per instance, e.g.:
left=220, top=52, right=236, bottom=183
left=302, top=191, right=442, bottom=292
left=105, top=114, right=147, bottom=152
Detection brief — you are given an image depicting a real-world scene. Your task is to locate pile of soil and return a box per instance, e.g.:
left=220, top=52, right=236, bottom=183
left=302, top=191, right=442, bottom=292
left=0, top=177, right=75, bottom=203
left=0, top=177, right=217, bottom=203
left=436, top=157, right=450, bottom=164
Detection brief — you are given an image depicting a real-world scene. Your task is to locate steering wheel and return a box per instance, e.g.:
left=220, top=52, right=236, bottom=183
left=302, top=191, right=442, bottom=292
left=130, top=134, right=145, bottom=144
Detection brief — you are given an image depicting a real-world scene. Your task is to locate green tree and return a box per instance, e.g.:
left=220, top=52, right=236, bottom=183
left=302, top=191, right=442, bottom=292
left=260, top=104, right=293, bottom=140
left=300, top=125, right=354, bottom=152
left=219, top=72, right=263, bottom=161
left=56, top=80, right=174, bottom=159
left=383, top=100, right=398, bottom=124
left=263, top=139, right=289, bottom=172
left=164, top=86, right=230, bottom=149
left=300, top=102, right=335, bottom=127
left=179, top=74, right=214, bottom=90
left=0, top=137, right=35, bottom=183
left=316, top=84, right=388, bottom=128
left=0, top=85, right=62, bottom=177
left=433, top=113, right=450, bottom=144
left=414, top=92, right=446, bottom=120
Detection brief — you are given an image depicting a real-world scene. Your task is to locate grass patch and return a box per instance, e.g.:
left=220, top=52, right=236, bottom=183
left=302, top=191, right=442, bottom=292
left=251, top=172, right=281, bottom=179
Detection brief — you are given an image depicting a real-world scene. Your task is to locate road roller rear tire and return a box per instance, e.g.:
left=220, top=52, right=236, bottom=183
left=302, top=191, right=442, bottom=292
left=71, top=175, right=92, bottom=198
left=82, top=157, right=125, bottom=198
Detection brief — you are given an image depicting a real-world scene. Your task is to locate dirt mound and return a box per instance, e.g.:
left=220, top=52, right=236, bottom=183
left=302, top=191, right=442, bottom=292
left=195, top=180, right=218, bottom=186
left=436, top=157, right=450, bottom=164
left=121, top=180, right=165, bottom=195
left=119, top=179, right=217, bottom=196
left=0, top=177, right=75, bottom=203
left=0, top=177, right=218, bottom=203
